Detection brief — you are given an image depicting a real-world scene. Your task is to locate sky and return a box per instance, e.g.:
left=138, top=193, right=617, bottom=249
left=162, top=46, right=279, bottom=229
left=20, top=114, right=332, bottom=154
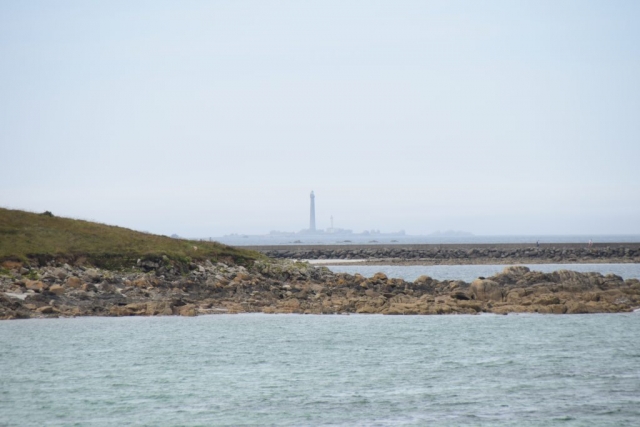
left=1, top=1, right=639, bottom=237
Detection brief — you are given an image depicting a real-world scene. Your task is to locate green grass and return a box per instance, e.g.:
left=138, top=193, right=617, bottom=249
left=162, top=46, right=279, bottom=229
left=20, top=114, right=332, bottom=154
left=0, top=208, right=263, bottom=269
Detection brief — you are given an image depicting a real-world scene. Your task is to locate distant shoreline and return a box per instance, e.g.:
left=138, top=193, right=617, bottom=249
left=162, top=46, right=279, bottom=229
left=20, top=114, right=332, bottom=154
left=216, top=235, right=640, bottom=247
left=248, top=242, right=640, bottom=265
left=306, top=257, right=640, bottom=266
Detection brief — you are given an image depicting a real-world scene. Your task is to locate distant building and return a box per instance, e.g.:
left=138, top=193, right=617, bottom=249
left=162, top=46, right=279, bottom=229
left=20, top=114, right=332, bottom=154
left=326, top=214, right=353, bottom=234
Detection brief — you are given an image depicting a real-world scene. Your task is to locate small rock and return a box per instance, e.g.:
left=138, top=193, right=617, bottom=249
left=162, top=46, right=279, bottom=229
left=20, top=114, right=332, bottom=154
left=49, top=284, right=65, bottom=295
left=81, top=283, right=97, bottom=292
left=373, top=272, right=388, bottom=282
left=83, top=269, right=102, bottom=283
left=25, top=280, right=47, bottom=292
left=66, top=277, right=83, bottom=289
left=52, top=268, right=67, bottom=280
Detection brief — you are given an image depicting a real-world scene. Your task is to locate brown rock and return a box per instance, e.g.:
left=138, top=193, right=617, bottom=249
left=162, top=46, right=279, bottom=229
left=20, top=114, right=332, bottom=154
left=280, top=298, right=301, bottom=312
left=356, top=304, right=380, bottom=314
left=25, top=280, right=47, bottom=292
left=547, top=304, right=567, bottom=314
left=582, top=292, right=601, bottom=302
left=132, top=277, right=150, bottom=288
left=36, top=306, right=56, bottom=314
left=364, top=289, right=380, bottom=298
left=66, top=277, right=83, bottom=289
left=1, top=260, right=22, bottom=270
left=533, top=295, right=561, bottom=306
left=109, top=303, right=149, bottom=316
left=387, top=302, right=424, bottom=315
left=565, top=301, right=589, bottom=314
left=373, top=272, right=388, bottom=282
left=177, top=304, right=197, bottom=316
left=49, top=284, right=65, bottom=295
left=456, top=300, right=483, bottom=312
left=146, top=301, right=173, bottom=316
left=506, top=288, right=530, bottom=304
left=110, top=306, right=133, bottom=316
left=125, top=303, right=148, bottom=313
left=414, top=275, right=433, bottom=284
left=233, top=272, right=252, bottom=282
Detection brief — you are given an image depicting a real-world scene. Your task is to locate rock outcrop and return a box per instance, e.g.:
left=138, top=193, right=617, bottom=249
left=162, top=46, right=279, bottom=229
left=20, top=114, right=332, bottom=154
left=1, top=261, right=639, bottom=320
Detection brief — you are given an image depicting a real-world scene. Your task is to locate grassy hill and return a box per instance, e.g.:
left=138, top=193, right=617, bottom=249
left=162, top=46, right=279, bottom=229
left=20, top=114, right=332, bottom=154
left=0, top=208, right=262, bottom=268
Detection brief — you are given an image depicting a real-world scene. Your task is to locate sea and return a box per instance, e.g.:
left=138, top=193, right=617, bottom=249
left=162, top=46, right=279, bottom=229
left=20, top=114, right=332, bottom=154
left=1, top=313, right=639, bottom=426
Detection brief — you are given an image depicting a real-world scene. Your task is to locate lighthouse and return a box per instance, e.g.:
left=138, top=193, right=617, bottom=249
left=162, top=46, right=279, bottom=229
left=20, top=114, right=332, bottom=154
left=309, top=191, right=316, bottom=232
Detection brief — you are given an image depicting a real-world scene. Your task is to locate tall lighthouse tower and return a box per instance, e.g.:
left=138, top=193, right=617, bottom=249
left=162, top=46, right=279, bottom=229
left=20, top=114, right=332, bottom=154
left=309, top=191, right=316, bottom=232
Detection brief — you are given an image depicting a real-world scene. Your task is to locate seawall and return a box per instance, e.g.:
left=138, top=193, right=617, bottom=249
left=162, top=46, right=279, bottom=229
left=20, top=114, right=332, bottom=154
left=246, top=243, right=640, bottom=264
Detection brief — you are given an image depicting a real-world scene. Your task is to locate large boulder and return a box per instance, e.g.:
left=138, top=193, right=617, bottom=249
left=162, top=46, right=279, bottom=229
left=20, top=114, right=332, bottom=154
left=547, top=270, right=602, bottom=290
left=470, top=279, right=504, bottom=301
left=176, top=304, right=197, bottom=316
left=414, top=275, right=432, bottom=284
left=492, top=266, right=531, bottom=286
left=516, top=271, right=549, bottom=287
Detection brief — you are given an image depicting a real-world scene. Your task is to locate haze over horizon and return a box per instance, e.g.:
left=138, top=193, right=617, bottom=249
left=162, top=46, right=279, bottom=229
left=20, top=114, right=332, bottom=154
left=2, top=1, right=639, bottom=237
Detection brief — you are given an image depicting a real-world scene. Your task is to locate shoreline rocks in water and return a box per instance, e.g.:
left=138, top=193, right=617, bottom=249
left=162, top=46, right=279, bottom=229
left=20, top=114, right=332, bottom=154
left=1, top=260, right=639, bottom=320
left=250, top=243, right=640, bottom=265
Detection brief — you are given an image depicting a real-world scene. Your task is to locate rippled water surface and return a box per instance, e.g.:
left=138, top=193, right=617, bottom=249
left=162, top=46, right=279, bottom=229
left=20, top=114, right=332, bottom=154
left=1, top=314, right=640, bottom=426
left=326, top=263, right=640, bottom=282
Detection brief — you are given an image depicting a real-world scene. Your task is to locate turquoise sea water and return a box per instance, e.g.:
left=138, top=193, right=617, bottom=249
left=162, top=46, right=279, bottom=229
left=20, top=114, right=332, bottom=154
left=1, top=313, right=639, bottom=426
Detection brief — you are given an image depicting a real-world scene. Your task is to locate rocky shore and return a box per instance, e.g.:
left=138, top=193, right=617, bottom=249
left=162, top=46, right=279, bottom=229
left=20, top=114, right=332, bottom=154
left=251, top=243, right=640, bottom=264
left=1, top=259, right=639, bottom=319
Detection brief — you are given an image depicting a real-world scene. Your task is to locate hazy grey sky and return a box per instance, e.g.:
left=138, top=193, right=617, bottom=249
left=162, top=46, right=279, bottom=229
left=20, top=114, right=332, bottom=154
left=2, top=1, right=639, bottom=236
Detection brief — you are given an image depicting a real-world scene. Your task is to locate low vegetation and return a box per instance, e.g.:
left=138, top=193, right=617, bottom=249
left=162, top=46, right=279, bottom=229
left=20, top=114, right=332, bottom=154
left=0, top=208, right=262, bottom=269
